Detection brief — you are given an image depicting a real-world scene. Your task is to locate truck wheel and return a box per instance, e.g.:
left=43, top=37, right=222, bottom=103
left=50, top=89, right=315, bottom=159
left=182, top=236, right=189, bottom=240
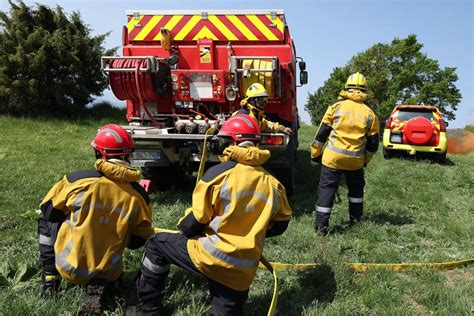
left=383, top=148, right=392, bottom=159
left=274, top=166, right=295, bottom=196
left=141, top=166, right=178, bottom=191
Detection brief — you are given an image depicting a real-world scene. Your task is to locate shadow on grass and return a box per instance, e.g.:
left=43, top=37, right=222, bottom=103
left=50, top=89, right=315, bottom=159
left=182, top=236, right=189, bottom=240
left=386, top=152, right=455, bottom=166
left=291, top=148, right=319, bottom=218
left=366, top=211, right=414, bottom=226
left=247, top=264, right=337, bottom=315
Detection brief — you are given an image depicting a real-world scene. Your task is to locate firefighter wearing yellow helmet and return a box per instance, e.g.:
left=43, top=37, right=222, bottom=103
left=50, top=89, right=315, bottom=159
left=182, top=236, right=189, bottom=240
left=234, top=83, right=293, bottom=135
left=310, top=72, right=380, bottom=235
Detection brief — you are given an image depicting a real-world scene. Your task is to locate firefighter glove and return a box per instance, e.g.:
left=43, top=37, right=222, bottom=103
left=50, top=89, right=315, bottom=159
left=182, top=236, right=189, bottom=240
left=311, top=155, right=322, bottom=167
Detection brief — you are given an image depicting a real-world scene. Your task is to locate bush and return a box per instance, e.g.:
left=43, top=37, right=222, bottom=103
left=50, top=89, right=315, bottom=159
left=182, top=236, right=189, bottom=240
left=0, top=1, right=114, bottom=117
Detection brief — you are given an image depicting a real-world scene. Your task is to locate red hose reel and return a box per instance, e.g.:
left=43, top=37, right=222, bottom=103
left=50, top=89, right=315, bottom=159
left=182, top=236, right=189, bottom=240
left=108, top=59, right=160, bottom=101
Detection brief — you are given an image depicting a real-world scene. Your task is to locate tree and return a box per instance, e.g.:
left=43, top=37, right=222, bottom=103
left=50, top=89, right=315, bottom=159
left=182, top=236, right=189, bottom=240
left=0, top=1, right=113, bottom=117
left=305, top=35, right=462, bottom=125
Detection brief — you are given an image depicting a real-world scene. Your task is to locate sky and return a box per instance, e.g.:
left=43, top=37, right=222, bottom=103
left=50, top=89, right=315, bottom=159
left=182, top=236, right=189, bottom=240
left=1, top=0, right=473, bottom=128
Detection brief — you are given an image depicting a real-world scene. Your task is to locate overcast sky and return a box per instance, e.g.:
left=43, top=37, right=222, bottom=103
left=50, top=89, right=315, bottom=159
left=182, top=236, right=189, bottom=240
left=1, top=0, right=472, bottom=127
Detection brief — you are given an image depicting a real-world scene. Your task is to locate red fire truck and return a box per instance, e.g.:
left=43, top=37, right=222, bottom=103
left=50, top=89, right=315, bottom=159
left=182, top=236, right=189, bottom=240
left=101, top=9, right=308, bottom=194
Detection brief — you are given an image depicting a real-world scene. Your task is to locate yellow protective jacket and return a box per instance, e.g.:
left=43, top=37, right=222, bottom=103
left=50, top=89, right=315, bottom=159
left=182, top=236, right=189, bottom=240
left=177, top=146, right=292, bottom=291
left=39, top=160, right=153, bottom=284
left=233, top=101, right=286, bottom=133
left=310, top=90, right=380, bottom=170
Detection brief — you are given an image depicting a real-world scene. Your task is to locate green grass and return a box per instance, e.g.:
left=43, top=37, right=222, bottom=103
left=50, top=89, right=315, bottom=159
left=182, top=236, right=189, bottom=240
left=0, top=116, right=473, bottom=315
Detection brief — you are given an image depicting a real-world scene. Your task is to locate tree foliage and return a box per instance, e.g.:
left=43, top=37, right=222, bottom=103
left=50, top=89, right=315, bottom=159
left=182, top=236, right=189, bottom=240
left=0, top=1, right=113, bottom=116
left=305, top=35, right=462, bottom=125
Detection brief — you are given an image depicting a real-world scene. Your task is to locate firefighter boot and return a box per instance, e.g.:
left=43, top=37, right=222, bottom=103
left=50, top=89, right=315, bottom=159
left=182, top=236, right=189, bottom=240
left=78, top=280, right=110, bottom=315
left=135, top=301, right=165, bottom=316
left=134, top=273, right=166, bottom=316
left=315, top=224, right=329, bottom=236
left=41, top=272, right=61, bottom=297
left=315, top=211, right=330, bottom=236
left=349, top=202, right=363, bottom=226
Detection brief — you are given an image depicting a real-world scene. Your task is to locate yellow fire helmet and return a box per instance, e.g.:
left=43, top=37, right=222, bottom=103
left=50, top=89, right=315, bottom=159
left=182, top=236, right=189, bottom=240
left=345, top=72, right=367, bottom=91
left=245, top=83, right=269, bottom=98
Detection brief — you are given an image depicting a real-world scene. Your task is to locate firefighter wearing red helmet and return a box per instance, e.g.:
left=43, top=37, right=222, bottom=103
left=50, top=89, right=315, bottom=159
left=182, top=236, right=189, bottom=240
left=136, top=115, right=292, bottom=315
left=234, top=83, right=293, bottom=135
left=310, top=72, right=380, bottom=235
left=38, top=124, right=153, bottom=313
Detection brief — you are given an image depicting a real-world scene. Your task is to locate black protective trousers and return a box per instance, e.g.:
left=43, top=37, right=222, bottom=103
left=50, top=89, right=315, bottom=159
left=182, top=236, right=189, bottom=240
left=137, top=232, right=249, bottom=316
left=38, top=218, right=62, bottom=275
left=316, top=165, right=365, bottom=227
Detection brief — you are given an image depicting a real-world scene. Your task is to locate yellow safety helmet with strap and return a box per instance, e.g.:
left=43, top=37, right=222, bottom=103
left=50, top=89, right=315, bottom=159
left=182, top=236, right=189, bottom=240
left=345, top=72, right=367, bottom=91
left=245, top=83, right=269, bottom=98
left=244, top=83, right=269, bottom=111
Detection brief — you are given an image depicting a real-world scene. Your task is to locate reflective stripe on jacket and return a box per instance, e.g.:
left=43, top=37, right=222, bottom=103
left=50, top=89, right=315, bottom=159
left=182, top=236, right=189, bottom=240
left=178, top=146, right=292, bottom=291
left=311, top=90, right=380, bottom=170
left=39, top=160, right=152, bottom=284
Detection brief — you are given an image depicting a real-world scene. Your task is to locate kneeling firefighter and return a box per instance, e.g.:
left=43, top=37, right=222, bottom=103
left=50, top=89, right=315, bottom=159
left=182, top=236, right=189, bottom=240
left=136, top=114, right=292, bottom=315
left=311, top=72, right=380, bottom=235
left=38, top=124, right=153, bottom=313
left=235, top=82, right=293, bottom=135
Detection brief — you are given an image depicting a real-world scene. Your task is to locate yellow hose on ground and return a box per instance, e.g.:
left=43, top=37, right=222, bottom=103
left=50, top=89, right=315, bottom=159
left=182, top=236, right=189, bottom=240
left=258, top=259, right=474, bottom=272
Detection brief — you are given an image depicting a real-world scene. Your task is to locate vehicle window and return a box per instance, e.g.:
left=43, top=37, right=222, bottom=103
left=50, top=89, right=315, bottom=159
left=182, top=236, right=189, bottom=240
left=395, top=109, right=434, bottom=121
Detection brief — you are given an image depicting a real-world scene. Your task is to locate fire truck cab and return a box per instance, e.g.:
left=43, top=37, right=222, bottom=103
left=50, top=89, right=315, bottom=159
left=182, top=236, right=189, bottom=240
left=101, top=10, right=308, bottom=194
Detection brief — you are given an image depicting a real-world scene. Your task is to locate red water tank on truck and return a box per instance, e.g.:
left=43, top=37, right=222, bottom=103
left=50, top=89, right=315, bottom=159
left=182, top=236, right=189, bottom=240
left=101, top=9, right=308, bottom=194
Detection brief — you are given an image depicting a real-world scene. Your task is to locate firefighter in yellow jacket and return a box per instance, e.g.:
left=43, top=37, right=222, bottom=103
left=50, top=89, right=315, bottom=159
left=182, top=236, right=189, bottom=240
left=311, top=72, right=380, bottom=235
left=38, top=124, right=153, bottom=313
left=234, top=82, right=293, bottom=135
left=136, top=115, right=292, bottom=315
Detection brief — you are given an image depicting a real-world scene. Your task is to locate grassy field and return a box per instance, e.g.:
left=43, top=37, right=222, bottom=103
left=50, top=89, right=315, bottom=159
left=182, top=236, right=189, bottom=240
left=0, top=116, right=473, bottom=315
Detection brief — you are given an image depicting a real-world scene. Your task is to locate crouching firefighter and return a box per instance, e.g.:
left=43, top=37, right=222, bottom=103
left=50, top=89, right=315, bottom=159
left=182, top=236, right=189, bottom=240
left=234, top=82, right=293, bottom=135
left=38, top=124, right=153, bottom=313
left=136, top=114, right=292, bottom=315
left=311, top=72, right=380, bottom=235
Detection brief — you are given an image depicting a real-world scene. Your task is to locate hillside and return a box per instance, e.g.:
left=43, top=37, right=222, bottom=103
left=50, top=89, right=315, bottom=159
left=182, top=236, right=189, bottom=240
left=0, top=117, right=472, bottom=315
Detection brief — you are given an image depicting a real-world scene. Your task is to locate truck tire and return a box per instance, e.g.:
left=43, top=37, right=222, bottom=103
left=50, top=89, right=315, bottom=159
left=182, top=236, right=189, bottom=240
left=274, top=132, right=296, bottom=196
left=383, top=148, right=393, bottom=159
left=275, top=166, right=295, bottom=196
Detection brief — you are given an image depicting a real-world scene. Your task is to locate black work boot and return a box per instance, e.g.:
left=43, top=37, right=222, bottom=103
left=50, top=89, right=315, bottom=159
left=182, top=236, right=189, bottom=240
left=41, top=272, right=61, bottom=298
left=349, top=213, right=363, bottom=226
left=135, top=301, right=164, bottom=316
left=78, top=280, right=108, bottom=315
left=315, top=224, right=329, bottom=236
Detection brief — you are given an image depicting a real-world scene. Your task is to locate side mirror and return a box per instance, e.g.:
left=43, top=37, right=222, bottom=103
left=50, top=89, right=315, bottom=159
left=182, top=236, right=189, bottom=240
left=300, top=70, right=308, bottom=85
left=299, top=61, right=306, bottom=71
left=445, top=121, right=449, bottom=127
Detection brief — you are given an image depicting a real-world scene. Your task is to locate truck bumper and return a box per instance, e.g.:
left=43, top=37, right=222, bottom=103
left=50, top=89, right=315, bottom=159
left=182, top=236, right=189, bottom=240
left=382, top=129, right=448, bottom=154
left=124, top=126, right=290, bottom=167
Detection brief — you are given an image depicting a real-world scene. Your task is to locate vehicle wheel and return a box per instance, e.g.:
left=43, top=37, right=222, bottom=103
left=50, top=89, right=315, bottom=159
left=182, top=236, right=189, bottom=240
left=141, top=166, right=179, bottom=191
left=274, top=166, right=295, bottom=196
left=383, top=148, right=393, bottom=159
left=434, top=152, right=447, bottom=164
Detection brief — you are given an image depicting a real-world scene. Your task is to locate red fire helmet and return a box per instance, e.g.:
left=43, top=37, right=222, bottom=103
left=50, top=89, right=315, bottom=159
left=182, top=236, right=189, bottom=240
left=91, top=124, right=134, bottom=158
left=218, top=114, right=261, bottom=142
